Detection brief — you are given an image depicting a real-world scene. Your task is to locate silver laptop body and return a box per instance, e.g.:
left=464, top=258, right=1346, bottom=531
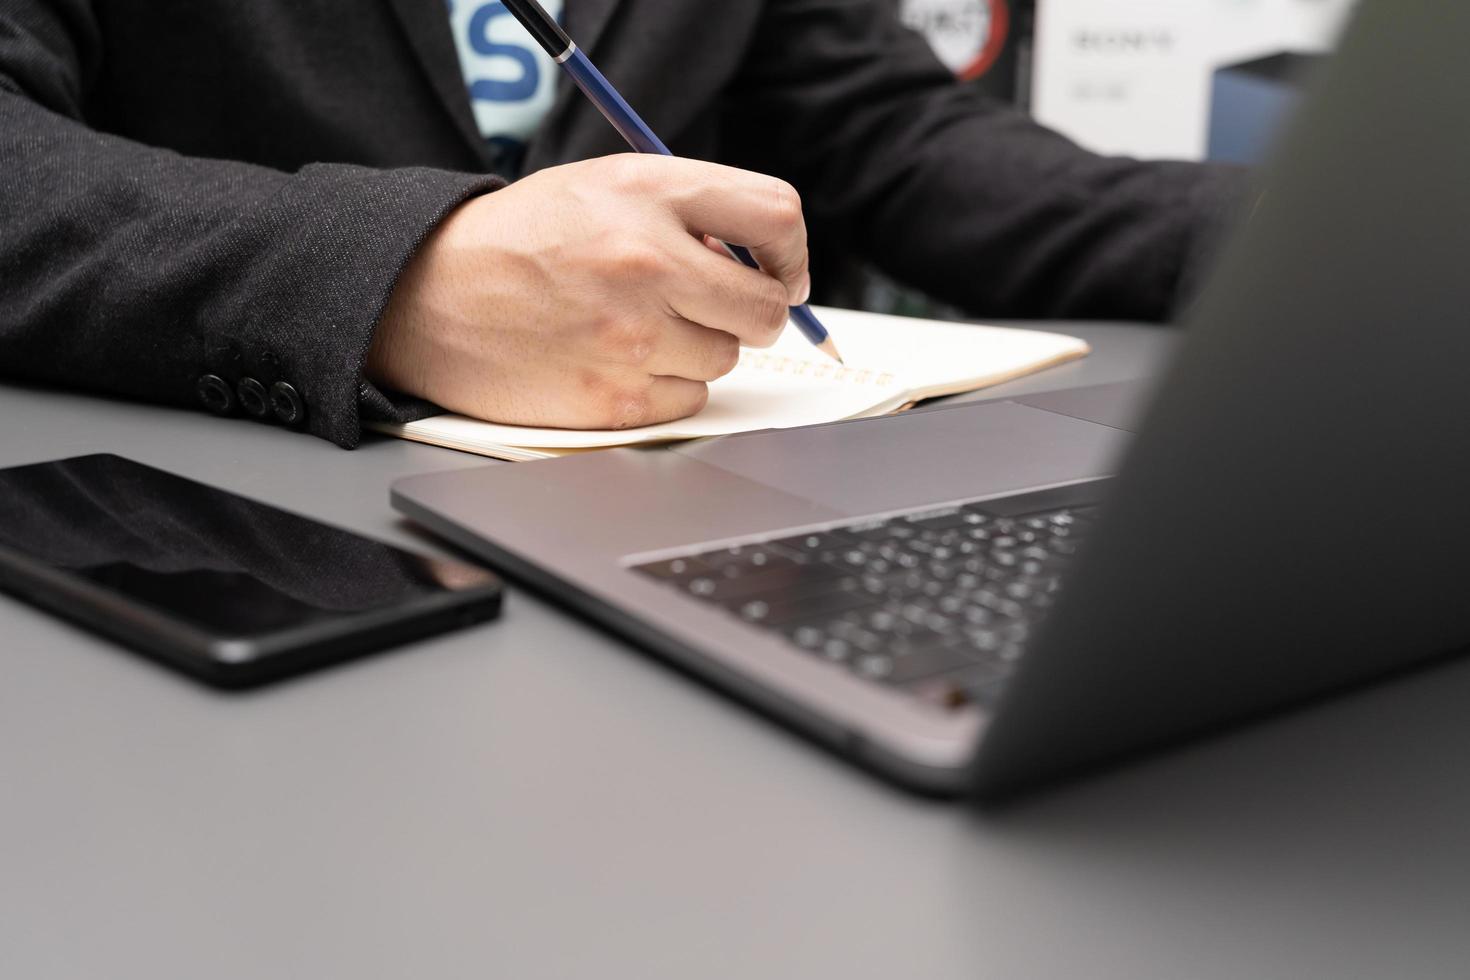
left=394, top=0, right=1470, bottom=797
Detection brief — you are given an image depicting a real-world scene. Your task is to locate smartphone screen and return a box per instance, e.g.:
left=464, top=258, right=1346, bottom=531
left=0, top=454, right=501, bottom=686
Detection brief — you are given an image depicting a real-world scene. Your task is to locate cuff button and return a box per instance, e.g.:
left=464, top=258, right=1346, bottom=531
left=270, top=381, right=306, bottom=428
left=196, top=374, right=235, bottom=415
left=237, top=377, right=270, bottom=418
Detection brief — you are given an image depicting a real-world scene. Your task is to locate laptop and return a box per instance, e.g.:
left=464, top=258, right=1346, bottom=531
left=392, top=0, right=1470, bottom=798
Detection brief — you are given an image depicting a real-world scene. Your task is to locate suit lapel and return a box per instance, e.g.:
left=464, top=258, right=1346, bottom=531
left=523, top=0, right=627, bottom=172
left=562, top=0, right=624, bottom=57
left=384, top=0, right=496, bottom=167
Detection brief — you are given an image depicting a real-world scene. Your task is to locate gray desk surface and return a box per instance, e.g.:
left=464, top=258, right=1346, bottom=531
left=4, top=323, right=1468, bottom=980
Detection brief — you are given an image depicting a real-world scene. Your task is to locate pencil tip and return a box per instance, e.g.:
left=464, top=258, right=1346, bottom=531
left=817, top=338, right=844, bottom=364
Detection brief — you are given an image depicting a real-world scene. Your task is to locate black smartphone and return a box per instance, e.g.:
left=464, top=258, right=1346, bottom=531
left=0, top=454, right=502, bottom=687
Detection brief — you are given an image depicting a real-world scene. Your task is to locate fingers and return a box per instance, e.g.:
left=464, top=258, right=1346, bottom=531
left=581, top=372, right=708, bottom=429
left=453, top=371, right=708, bottom=431
left=639, top=375, right=711, bottom=426
left=662, top=235, right=792, bottom=348
left=654, top=160, right=811, bottom=305
left=643, top=317, right=743, bottom=382
left=588, top=156, right=809, bottom=343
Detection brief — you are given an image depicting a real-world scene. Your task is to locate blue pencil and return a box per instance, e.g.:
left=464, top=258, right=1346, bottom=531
left=498, top=0, right=844, bottom=364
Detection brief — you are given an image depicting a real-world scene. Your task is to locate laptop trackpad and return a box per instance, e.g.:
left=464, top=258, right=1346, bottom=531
left=1010, top=380, right=1151, bottom=432
left=673, top=400, right=1129, bottom=517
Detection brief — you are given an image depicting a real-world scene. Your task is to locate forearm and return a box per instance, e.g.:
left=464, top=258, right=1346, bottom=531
left=723, top=0, right=1248, bottom=321
left=848, top=91, right=1250, bottom=320
left=0, top=86, right=500, bottom=446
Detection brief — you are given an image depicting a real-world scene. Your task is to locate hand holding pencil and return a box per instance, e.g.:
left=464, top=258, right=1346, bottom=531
left=369, top=154, right=815, bottom=430
left=367, top=0, right=838, bottom=432
left=497, top=0, right=844, bottom=365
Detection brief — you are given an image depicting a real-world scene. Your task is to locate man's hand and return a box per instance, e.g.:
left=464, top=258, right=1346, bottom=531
left=367, top=154, right=810, bottom=429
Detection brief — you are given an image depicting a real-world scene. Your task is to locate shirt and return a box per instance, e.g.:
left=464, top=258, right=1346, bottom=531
left=448, top=0, right=564, bottom=175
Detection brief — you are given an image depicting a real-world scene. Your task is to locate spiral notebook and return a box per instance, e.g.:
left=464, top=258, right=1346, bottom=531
left=373, top=306, right=1089, bottom=461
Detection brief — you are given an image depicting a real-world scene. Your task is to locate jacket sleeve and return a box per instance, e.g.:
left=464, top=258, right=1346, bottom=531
left=0, top=0, right=500, bottom=447
left=722, top=0, right=1247, bottom=321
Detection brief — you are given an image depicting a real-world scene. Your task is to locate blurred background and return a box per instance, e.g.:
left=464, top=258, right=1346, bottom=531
left=847, top=0, right=1357, bottom=316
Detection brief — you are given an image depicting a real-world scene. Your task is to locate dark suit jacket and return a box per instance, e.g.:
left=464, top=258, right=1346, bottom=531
left=0, top=0, right=1242, bottom=447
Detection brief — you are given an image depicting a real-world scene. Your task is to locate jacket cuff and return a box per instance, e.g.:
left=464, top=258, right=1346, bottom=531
left=272, top=165, right=503, bottom=448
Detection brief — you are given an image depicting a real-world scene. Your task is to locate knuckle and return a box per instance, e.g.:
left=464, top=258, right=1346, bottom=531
left=767, top=179, right=804, bottom=231
left=604, top=385, right=651, bottom=429
left=593, top=315, right=658, bottom=365
left=685, top=383, right=711, bottom=417
left=605, top=153, right=655, bottom=192
left=625, top=245, right=668, bottom=279
left=749, top=278, right=790, bottom=337
left=709, top=332, right=741, bottom=378
left=790, top=248, right=811, bottom=285
left=600, top=241, right=667, bottom=281
left=577, top=370, right=649, bottom=429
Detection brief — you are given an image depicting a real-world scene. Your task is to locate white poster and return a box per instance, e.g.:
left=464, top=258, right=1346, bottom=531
left=1032, top=0, right=1355, bottom=160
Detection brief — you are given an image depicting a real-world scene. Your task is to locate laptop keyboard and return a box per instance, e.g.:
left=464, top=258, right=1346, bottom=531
left=631, top=482, right=1104, bottom=712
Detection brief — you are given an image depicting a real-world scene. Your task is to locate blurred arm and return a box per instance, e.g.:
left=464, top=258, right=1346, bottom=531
left=722, top=0, right=1246, bottom=320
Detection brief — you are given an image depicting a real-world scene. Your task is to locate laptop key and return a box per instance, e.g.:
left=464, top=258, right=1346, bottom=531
left=690, top=562, right=849, bottom=604
left=904, top=508, right=969, bottom=531
left=883, top=644, right=989, bottom=684
left=846, top=521, right=916, bottom=541
left=767, top=530, right=856, bottom=557
left=700, top=545, right=802, bottom=573
left=636, top=555, right=715, bottom=581
left=787, top=623, right=826, bottom=650
left=737, top=585, right=877, bottom=627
